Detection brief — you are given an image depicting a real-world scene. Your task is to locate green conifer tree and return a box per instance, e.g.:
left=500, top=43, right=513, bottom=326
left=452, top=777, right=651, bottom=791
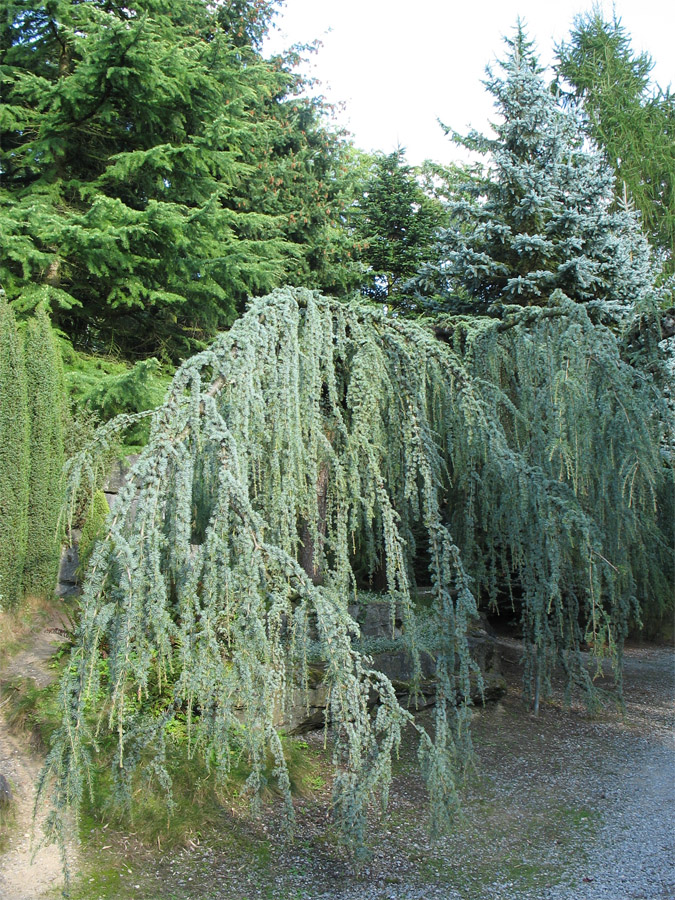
left=0, top=292, right=30, bottom=609
left=354, top=148, right=445, bottom=307
left=0, top=0, right=341, bottom=360
left=238, top=56, right=365, bottom=297
left=415, top=23, right=655, bottom=316
left=23, top=307, right=66, bottom=597
left=556, top=11, right=675, bottom=275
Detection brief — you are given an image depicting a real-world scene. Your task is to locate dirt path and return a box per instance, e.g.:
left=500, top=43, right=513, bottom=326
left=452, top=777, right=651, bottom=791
left=0, top=621, right=77, bottom=900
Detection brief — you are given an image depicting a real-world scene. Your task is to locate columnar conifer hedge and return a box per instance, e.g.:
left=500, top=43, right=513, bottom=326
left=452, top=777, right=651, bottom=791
left=24, top=306, right=66, bottom=597
left=0, top=297, right=67, bottom=607
left=40, top=287, right=670, bottom=863
left=0, top=292, right=30, bottom=609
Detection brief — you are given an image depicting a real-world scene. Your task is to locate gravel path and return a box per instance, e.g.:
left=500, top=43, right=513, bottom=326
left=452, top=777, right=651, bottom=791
left=538, top=645, right=675, bottom=900
left=542, top=740, right=674, bottom=900
left=1, top=635, right=673, bottom=900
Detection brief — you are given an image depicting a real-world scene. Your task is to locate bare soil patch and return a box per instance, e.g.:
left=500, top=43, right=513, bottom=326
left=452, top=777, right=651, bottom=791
left=0, top=605, right=78, bottom=900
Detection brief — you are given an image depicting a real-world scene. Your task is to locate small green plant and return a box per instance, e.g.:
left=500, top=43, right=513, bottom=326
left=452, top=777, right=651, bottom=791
left=0, top=676, right=62, bottom=751
left=0, top=777, right=16, bottom=853
left=64, top=349, right=171, bottom=449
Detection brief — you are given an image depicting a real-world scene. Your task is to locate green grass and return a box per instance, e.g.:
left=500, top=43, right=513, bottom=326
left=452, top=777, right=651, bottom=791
left=74, top=724, right=327, bottom=851
left=0, top=594, right=65, bottom=661
left=0, top=676, right=62, bottom=750
left=63, top=731, right=329, bottom=900
left=0, top=794, right=16, bottom=853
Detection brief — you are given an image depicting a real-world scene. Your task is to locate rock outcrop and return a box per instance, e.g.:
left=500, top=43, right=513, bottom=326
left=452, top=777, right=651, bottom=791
left=285, top=597, right=505, bottom=733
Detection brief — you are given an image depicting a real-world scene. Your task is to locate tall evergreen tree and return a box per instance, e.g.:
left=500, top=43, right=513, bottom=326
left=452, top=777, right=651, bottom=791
left=354, top=149, right=445, bottom=306
left=23, top=306, right=66, bottom=597
left=235, top=51, right=364, bottom=297
left=415, top=24, right=655, bottom=316
left=0, top=292, right=30, bottom=609
left=556, top=11, right=675, bottom=275
left=0, top=0, right=349, bottom=360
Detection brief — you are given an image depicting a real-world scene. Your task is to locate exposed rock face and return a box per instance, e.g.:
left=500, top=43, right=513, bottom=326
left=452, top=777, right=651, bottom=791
left=103, top=455, right=139, bottom=510
left=285, top=598, right=505, bottom=733
left=55, top=536, right=80, bottom=598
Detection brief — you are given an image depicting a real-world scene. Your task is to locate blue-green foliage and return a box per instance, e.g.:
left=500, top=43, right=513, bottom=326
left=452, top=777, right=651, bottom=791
left=416, top=24, right=655, bottom=316
left=40, top=286, right=667, bottom=866
left=412, top=22, right=673, bottom=652
left=437, top=295, right=671, bottom=703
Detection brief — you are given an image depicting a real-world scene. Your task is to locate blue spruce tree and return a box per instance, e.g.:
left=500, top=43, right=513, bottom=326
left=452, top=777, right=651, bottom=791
left=416, top=23, right=655, bottom=317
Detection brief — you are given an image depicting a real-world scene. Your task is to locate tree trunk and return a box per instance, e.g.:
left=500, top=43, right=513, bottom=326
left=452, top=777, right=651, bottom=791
left=299, top=461, right=330, bottom=585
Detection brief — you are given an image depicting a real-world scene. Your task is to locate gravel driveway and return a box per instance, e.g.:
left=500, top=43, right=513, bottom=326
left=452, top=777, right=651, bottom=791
left=538, top=646, right=675, bottom=900
left=3, top=636, right=674, bottom=900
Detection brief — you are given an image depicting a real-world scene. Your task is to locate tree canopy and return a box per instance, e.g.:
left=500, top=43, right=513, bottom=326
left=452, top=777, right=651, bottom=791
left=0, top=0, right=358, bottom=360
left=415, top=24, right=655, bottom=316
left=556, top=11, right=675, bottom=275
left=353, top=148, right=445, bottom=307
left=0, top=8, right=666, bottom=874
left=41, top=284, right=670, bottom=864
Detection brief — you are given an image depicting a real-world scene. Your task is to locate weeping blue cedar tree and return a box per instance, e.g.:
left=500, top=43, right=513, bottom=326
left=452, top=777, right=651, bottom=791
left=39, top=286, right=668, bottom=869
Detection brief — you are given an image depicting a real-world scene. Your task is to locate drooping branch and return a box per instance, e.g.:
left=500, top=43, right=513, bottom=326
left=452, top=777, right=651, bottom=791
left=40, top=287, right=668, bottom=869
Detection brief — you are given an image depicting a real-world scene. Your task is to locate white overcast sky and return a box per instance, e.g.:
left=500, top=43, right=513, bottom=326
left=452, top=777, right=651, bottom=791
left=264, top=0, right=675, bottom=165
